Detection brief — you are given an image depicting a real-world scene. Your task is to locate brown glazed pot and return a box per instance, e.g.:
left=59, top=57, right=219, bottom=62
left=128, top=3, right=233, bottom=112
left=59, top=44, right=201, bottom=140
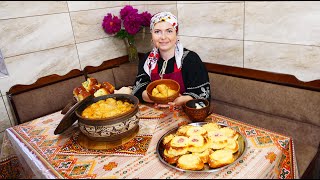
left=183, top=99, right=212, bottom=122
left=146, top=79, right=180, bottom=104
left=75, top=94, right=140, bottom=142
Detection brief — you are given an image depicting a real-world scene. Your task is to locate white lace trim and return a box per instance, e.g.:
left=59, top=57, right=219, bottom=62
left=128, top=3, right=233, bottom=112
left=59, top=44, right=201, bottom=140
left=132, top=78, right=149, bottom=95
left=186, top=82, right=210, bottom=90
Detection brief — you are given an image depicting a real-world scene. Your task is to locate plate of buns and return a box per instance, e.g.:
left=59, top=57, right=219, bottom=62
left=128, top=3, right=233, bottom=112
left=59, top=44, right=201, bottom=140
left=156, top=122, right=247, bottom=172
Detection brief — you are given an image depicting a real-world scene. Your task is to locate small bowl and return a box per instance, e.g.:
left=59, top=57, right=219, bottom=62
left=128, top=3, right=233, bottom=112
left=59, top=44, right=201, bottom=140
left=75, top=94, right=140, bottom=142
left=146, top=79, right=180, bottom=104
left=183, top=99, right=212, bottom=122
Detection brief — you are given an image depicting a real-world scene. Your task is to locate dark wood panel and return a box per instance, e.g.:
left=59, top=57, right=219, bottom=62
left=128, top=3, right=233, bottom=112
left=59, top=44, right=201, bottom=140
left=7, top=69, right=85, bottom=95
left=205, top=63, right=320, bottom=92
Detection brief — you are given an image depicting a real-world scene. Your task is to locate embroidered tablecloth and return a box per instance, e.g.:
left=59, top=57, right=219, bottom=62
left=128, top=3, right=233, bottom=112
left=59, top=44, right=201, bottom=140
left=0, top=104, right=299, bottom=179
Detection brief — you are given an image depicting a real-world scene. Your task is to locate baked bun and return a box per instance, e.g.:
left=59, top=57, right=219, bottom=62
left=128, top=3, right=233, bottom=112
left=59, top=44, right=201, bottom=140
left=73, top=86, right=86, bottom=96
left=77, top=90, right=91, bottom=101
left=224, top=138, right=239, bottom=153
left=185, top=126, right=207, bottom=137
left=193, top=149, right=210, bottom=163
left=208, top=149, right=235, bottom=168
left=188, top=135, right=209, bottom=153
left=163, top=149, right=180, bottom=164
left=163, top=134, right=175, bottom=146
left=202, top=122, right=220, bottom=132
left=101, top=81, right=115, bottom=94
left=207, top=130, right=228, bottom=149
left=177, top=154, right=204, bottom=171
left=176, top=125, right=193, bottom=136
left=219, top=127, right=238, bottom=140
left=170, top=136, right=189, bottom=148
left=93, top=87, right=110, bottom=97
left=82, top=77, right=98, bottom=92
left=167, top=147, right=189, bottom=156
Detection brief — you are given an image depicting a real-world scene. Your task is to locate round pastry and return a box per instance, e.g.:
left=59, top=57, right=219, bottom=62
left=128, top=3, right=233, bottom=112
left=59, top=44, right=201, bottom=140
left=163, top=134, right=175, bottom=146
left=193, top=149, right=210, bottom=163
left=177, top=154, right=204, bottom=171
left=170, top=136, right=189, bottom=148
left=219, top=127, right=238, bottom=140
left=188, top=135, right=210, bottom=153
left=176, top=125, right=193, bottom=136
left=208, top=149, right=235, bottom=169
left=167, top=146, right=189, bottom=156
left=188, top=135, right=204, bottom=147
left=163, top=149, right=180, bottom=164
left=202, top=122, right=221, bottom=132
left=207, top=130, right=228, bottom=142
left=224, top=138, right=239, bottom=153
left=207, top=130, right=229, bottom=149
left=185, top=126, right=207, bottom=137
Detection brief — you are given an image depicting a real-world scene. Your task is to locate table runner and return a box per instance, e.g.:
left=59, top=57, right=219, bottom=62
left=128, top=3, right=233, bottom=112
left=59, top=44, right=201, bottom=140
left=0, top=104, right=298, bottom=179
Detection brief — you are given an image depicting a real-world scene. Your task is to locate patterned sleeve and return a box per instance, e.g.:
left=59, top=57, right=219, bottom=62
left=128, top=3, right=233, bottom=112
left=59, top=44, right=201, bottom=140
left=132, top=53, right=151, bottom=102
left=181, top=51, right=211, bottom=101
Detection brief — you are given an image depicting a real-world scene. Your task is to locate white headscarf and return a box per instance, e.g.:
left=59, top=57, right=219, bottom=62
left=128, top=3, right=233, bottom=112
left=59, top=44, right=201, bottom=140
left=143, top=12, right=184, bottom=77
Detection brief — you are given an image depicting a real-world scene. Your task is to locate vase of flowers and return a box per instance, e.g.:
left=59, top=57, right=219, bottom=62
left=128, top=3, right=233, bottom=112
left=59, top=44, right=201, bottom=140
left=102, top=5, right=152, bottom=62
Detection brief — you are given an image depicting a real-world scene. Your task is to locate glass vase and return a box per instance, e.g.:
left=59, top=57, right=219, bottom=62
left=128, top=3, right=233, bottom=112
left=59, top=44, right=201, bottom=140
left=125, top=38, right=139, bottom=63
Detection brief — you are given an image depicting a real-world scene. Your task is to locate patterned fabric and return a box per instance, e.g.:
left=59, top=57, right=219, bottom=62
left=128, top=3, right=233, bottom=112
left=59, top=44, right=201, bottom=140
left=143, top=41, right=183, bottom=77
left=150, top=12, right=178, bottom=32
left=0, top=105, right=298, bottom=179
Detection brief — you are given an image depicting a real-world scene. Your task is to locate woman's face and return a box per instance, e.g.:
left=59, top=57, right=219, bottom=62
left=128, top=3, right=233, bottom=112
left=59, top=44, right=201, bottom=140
left=151, top=21, right=177, bottom=52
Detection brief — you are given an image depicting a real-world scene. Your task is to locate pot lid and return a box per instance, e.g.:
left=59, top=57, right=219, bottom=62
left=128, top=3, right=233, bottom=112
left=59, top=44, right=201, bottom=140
left=54, top=95, right=94, bottom=135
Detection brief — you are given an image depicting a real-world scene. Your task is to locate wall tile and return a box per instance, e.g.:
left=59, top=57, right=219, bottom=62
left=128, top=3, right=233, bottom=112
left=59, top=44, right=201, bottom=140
left=244, top=41, right=320, bottom=82
left=0, top=96, right=11, bottom=132
left=135, top=32, right=153, bottom=54
left=178, top=2, right=244, bottom=40
left=0, top=45, right=80, bottom=94
left=178, top=1, right=240, bottom=4
left=70, top=7, right=122, bottom=43
left=0, top=13, right=74, bottom=57
left=130, top=1, right=176, bottom=6
left=77, top=38, right=127, bottom=68
left=0, top=1, right=68, bottom=20
left=135, top=4, right=178, bottom=18
left=245, top=1, right=320, bottom=46
left=67, top=1, right=129, bottom=11
left=180, top=36, right=243, bottom=67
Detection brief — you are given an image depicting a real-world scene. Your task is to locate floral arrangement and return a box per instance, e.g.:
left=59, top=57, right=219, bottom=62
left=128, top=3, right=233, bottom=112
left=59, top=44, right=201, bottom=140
left=102, top=5, right=152, bottom=45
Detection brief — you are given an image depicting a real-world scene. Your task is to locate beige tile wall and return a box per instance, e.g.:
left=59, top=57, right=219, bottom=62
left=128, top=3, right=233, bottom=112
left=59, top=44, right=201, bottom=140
left=0, top=1, right=319, bottom=147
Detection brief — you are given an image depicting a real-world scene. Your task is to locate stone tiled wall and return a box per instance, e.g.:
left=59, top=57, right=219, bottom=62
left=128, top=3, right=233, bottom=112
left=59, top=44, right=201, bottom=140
left=1, top=1, right=320, bottom=147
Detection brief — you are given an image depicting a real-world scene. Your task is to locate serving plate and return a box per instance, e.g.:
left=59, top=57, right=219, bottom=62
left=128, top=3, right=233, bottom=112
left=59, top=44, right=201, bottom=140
left=156, top=122, right=247, bottom=172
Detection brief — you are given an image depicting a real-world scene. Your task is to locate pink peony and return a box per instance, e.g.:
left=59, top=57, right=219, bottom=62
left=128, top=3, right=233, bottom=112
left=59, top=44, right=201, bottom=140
left=120, top=5, right=138, bottom=20
left=123, top=12, right=143, bottom=35
left=140, top=11, right=152, bottom=27
left=102, top=13, right=121, bottom=35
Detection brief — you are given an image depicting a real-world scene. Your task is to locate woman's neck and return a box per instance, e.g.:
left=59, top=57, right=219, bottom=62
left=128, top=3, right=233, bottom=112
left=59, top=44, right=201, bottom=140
left=160, top=47, right=175, bottom=61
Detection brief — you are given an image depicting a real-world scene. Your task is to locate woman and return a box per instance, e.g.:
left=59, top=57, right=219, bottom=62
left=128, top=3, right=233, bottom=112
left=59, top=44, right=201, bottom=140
left=132, top=12, right=211, bottom=106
